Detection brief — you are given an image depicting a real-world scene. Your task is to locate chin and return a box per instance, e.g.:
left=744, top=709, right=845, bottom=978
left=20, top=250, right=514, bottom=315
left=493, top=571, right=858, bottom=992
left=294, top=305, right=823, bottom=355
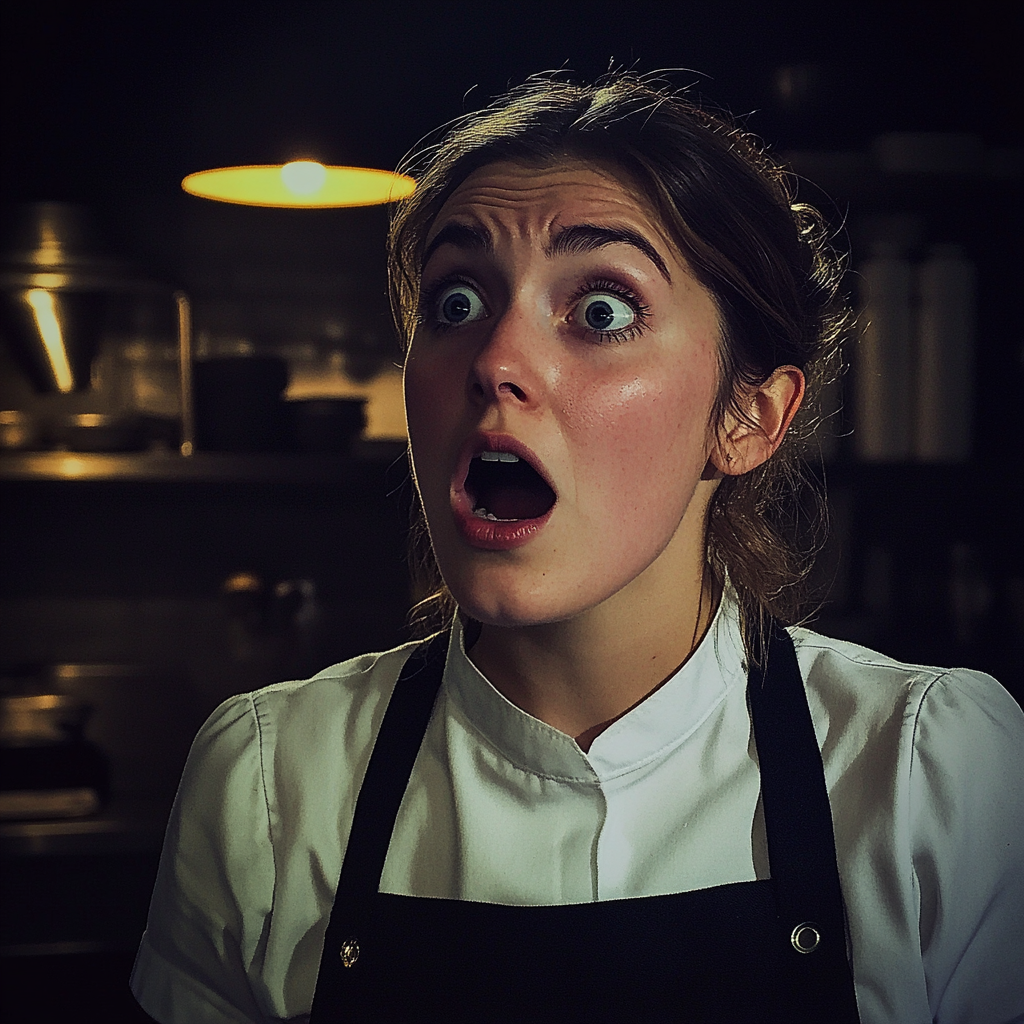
left=446, top=570, right=615, bottom=631
left=452, top=591, right=561, bottom=630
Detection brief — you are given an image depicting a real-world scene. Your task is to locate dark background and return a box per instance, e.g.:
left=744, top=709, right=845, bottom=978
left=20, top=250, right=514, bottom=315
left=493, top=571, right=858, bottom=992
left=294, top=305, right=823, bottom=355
left=1, top=3, right=1021, bottom=1020
left=2, top=1, right=1020, bottom=317
left=4, top=0, right=1017, bottom=679
left=5, top=1, right=1020, bottom=199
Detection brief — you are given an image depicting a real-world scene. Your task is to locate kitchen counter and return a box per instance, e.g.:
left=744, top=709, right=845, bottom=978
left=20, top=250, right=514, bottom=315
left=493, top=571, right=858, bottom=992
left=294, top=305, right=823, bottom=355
left=0, top=794, right=172, bottom=857
left=0, top=438, right=407, bottom=483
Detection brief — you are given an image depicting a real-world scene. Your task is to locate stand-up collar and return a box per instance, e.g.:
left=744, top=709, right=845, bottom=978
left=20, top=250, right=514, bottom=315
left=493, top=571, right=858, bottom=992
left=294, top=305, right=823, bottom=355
left=443, top=592, right=748, bottom=785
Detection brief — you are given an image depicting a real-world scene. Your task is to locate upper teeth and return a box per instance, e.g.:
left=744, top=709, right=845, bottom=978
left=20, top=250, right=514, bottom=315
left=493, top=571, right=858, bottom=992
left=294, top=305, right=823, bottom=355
left=478, top=451, right=519, bottom=463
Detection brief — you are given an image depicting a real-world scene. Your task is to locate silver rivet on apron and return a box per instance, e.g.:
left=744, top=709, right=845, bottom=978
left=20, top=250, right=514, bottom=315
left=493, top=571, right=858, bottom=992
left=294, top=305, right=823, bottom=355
left=790, top=922, right=821, bottom=954
left=339, top=938, right=360, bottom=967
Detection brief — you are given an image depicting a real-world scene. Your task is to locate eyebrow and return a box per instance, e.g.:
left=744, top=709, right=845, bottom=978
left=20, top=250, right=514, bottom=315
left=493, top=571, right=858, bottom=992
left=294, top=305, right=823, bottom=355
left=421, top=220, right=672, bottom=284
left=421, top=222, right=492, bottom=269
left=547, top=223, right=672, bottom=283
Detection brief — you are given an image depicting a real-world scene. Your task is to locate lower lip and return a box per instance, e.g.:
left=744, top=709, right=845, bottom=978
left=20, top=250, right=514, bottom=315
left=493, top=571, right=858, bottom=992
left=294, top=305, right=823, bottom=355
left=452, top=498, right=553, bottom=551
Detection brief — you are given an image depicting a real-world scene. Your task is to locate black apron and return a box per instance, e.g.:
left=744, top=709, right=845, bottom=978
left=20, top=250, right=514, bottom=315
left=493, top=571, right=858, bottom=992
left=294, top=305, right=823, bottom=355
left=309, top=622, right=860, bottom=1023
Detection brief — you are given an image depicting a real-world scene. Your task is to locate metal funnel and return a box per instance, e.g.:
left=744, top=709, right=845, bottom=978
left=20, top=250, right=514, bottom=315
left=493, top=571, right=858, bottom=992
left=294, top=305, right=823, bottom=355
left=0, top=203, right=137, bottom=393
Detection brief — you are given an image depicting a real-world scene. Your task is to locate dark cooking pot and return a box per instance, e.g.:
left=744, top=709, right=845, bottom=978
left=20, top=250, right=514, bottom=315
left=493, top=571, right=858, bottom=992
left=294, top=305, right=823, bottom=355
left=287, top=397, right=367, bottom=452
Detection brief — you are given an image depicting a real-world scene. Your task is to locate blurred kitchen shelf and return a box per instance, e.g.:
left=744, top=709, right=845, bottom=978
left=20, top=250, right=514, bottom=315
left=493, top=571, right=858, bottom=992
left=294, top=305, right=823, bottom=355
left=0, top=438, right=408, bottom=483
left=781, top=149, right=1022, bottom=206
left=0, top=794, right=172, bottom=857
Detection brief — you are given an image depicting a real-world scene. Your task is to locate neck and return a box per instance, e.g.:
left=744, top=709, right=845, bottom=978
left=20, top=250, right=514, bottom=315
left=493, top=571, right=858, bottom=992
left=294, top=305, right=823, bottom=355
left=468, top=552, right=719, bottom=753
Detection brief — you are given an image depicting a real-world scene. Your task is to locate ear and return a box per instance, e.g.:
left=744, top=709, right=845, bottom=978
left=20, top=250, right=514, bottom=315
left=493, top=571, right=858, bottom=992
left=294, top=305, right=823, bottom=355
left=709, top=366, right=805, bottom=476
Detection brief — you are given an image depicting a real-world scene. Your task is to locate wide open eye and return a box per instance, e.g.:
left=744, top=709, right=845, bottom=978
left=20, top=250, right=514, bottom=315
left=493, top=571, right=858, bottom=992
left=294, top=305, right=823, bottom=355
left=436, top=284, right=487, bottom=326
left=574, top=292, right=636, bottom=334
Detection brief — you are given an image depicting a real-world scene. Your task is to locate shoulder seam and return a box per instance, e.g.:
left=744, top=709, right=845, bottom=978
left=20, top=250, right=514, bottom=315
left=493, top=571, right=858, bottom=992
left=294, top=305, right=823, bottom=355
left=248, top=692, right=278, bottom=914
left=904, top=668, right=955, bottom=931
left=790, top=631, right=946, bottom=680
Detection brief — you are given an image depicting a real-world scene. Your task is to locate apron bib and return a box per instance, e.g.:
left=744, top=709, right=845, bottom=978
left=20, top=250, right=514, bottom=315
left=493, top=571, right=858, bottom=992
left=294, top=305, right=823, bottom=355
left=310, top=622, right=860, bottom=1022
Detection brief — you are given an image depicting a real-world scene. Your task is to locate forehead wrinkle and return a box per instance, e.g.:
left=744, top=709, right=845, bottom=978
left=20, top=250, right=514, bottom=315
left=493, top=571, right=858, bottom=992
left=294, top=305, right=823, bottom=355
left=423, top=167, right=679, bottom=284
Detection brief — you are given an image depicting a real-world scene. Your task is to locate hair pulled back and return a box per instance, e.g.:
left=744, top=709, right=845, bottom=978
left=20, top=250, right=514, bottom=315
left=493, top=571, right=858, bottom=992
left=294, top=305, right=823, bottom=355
left=389, top=72, right=849, bottom=659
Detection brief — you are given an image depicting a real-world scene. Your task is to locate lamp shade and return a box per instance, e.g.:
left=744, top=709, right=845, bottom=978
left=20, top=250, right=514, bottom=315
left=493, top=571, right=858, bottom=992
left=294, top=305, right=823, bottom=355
left=181, top=162, right=415, bottom=208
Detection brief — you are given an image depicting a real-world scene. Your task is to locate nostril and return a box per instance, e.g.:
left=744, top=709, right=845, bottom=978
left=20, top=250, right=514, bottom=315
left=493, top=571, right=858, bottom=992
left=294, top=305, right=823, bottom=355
left=497, top=381, right=527, bottom=401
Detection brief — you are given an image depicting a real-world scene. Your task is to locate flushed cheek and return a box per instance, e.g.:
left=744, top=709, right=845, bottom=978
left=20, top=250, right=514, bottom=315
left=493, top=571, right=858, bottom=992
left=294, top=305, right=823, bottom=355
left=404, top=354, right=461, bottom=499
left=405, top=339, right=467, bottom=420
left=564, top=367, right=713, bottom=509
left=405, top=342, right=455, bottom=418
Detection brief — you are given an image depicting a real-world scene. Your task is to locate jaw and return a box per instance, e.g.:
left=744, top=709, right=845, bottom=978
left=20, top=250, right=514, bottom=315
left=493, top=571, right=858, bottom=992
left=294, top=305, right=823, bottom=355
left=438, top=471, right=717, bottom=632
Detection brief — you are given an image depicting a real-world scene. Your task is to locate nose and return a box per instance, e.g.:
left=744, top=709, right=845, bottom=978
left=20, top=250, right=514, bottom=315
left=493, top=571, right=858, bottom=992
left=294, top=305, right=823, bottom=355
left=468, top=307, right=543, bottom=409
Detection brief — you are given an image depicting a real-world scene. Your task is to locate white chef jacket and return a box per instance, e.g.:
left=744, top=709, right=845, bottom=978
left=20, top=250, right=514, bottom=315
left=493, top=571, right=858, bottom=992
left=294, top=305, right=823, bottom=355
left=131, top=594, right=1024, bottom=1024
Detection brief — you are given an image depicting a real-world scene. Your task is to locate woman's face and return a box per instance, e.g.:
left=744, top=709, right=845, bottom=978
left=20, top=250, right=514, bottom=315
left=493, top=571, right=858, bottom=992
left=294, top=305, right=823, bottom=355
left=404, top=159, right=723, bottom=628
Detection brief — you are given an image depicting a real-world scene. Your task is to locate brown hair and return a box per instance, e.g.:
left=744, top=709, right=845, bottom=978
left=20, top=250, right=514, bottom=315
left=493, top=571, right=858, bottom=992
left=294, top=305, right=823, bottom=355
left=388, top=72, right=849, bottom=660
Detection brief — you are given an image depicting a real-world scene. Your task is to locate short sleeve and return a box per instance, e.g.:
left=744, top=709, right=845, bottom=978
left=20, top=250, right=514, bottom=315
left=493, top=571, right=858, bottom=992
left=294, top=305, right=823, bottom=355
left=910, top=669, right=1024, bottom=1023
left=131, top=694, right=277, bottom=1024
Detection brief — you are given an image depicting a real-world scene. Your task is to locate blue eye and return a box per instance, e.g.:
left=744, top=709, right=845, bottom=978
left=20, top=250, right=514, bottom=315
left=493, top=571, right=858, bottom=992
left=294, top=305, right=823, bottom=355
left=576, top=293, right=636, bottom=333
left=436, top=284, right=486, bottom=325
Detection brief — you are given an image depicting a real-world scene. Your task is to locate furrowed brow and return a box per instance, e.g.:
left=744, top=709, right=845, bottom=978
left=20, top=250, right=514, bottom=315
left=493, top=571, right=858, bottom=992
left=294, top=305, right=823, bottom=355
left=421, top=222, right=493, bottom=269
left=547, top=224, right=672, bottom=283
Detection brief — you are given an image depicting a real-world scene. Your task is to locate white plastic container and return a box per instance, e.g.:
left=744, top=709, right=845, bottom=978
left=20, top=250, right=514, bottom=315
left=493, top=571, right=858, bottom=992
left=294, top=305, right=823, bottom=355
left=855, top=242, right=915, bottom=461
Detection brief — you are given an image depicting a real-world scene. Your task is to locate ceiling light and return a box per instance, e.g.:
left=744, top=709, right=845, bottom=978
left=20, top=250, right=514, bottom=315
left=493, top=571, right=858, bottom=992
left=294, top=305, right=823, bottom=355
left=181, top=162, right=415, bottom=208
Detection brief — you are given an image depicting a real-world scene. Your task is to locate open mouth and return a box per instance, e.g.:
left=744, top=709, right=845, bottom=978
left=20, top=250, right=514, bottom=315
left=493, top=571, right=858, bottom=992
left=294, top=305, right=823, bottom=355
left=465, top=450, right=556, bottom=522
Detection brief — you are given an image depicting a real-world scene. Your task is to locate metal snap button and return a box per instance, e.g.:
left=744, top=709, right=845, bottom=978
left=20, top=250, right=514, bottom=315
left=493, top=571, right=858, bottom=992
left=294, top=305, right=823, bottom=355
left=790, top=922, right=821, bottom=954
left=339, top=938, right=360, bottom=967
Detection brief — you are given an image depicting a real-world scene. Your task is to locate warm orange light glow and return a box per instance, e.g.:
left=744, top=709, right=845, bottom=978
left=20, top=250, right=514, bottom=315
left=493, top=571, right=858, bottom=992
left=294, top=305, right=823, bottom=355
left=25, top=288, right=74, bottom=392
left=58, top=456, right=88, bottom=477
left=29, top=273, right=70, bottom=289
left=181, top=164, right=415, bottom=208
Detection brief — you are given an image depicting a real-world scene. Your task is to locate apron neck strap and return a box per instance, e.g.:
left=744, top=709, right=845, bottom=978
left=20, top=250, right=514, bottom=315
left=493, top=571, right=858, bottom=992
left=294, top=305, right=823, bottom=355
left=747, top=620, right=854, bottom=988
left=334, top=632, right=449, bottom=906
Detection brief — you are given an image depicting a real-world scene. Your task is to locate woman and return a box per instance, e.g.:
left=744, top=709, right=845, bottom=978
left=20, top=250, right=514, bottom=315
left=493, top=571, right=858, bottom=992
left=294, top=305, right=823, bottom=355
left=132, top=74, right=1024, bottom=1023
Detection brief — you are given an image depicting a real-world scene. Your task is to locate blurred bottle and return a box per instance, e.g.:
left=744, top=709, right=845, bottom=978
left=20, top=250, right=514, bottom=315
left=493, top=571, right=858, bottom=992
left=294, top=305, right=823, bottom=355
left=855, top=240, right=915, bottom=461
left=915, top=244, right=976, bottom=462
